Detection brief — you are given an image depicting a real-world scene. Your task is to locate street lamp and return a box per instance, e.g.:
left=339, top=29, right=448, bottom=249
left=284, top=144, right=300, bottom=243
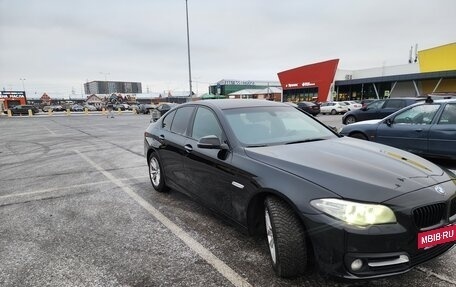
left=185, top=0, right=193, bottom=98
left=99, top=72, right=110, bottom=81
left=19, top=78, right=26, bottom=92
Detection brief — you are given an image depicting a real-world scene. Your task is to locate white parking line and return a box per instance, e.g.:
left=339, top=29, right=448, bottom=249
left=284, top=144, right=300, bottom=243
left=43, top=126, right=56, bottom=135
left=0, top=176, right=148, bottom=201
left=75, top=150, right=252, bottom=287
left=416, top=267, right=456, bottom=285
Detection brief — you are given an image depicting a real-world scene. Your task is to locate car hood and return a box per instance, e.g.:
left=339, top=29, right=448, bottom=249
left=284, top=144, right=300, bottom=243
left=244, top=137, right=448, bottom=203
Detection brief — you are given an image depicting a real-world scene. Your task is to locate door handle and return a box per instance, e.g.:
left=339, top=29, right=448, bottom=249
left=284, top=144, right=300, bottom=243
left=414, top=129, right=423, bottom=132
left=159, top=134, right=165, bottom=140
left=184, top=144, right=193, bottom=153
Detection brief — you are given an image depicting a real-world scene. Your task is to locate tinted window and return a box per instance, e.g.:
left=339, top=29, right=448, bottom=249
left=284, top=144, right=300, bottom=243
left=171, top=106, right=194, bottom=135
left=384, top=99, right=405, bottom=109
left=162, top=110, right=176, bottom=131
left=192, top=107, right=223, bottom=140
left=367, top=100, right=385, bottom=109
left=438, top=103, right=456, bottom=124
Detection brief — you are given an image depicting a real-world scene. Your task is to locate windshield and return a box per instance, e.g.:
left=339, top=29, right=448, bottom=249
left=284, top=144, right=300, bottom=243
left=223, top=106, right=336, bottom=146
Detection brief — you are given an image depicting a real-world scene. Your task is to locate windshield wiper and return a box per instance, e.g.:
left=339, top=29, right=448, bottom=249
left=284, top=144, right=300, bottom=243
left=285, top=138, right=325, bottom=145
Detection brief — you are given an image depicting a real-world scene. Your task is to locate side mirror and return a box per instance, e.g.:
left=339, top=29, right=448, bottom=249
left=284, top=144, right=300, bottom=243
left=385, top=118, right=393, bottom=126
left=361, top=106, right=368, bottom=111
left=197, top=135, right=228, bottom=150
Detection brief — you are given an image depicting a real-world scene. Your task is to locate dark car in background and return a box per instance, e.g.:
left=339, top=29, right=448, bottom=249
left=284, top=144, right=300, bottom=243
left=150, top=102, right=178, bottom=122
left=137, top=104, right=156, bottom=114
left=340, top=99, right=456, bottom=160
left=10, top=105, right=39, bottom=115
left=297, top=101, right=320, bottom=116
left=342, top=98, right=425, bottom=125
left=144, top=99, right=456, bottom=279
left=360, top=99, right=376, bottom=108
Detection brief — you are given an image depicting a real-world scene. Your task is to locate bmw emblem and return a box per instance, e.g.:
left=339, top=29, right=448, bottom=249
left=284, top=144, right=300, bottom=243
left=434, top=185, right=446, bottom=195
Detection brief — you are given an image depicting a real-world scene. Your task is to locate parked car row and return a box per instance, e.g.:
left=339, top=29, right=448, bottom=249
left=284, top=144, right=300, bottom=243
left=342, top=98, right=425, bottom=124
left=340, top=98, right=456, bottom=160
left=286, top=100, right=364, bottom=117
left=42, top=105, right=65, bottom=112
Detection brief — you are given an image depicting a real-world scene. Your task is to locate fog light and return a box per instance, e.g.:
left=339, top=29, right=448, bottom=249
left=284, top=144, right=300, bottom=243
left=351, top=259, right=363, bottom=271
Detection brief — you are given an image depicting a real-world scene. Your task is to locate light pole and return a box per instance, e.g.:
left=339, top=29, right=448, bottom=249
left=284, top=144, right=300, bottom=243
left=99, top=72, right=110, bottom=81
left=19, top=78, right=26, bottom=93
left=185, top=0, right=193, bottom=98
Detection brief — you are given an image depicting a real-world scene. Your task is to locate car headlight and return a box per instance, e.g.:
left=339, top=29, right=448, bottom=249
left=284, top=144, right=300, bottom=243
left=310, top=198, right=396, bottom=226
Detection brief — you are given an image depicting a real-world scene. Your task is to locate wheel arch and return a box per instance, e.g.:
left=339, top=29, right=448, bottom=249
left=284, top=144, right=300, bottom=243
left=348, top=130, right=369, bottom=140
left=246, top=189, right=309, bottom=237
left=344, top=114, right=357, bottom=124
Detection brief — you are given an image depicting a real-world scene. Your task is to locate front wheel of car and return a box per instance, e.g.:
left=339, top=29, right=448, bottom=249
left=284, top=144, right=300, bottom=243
left=148, top=153, right=169, bottom=192
left=264, top=196, right=307, bottom=278
left=345, top=115, right=356, bottom=125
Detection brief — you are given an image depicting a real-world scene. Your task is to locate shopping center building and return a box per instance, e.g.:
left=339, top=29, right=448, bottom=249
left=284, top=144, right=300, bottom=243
left=277, top=42, right=456, bottom=103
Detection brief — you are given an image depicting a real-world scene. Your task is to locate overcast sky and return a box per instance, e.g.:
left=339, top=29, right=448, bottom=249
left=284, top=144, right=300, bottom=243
left=1, top=0, right=455, bottom=98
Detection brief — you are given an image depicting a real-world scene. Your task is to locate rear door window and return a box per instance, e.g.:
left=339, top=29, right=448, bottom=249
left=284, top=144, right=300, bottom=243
left=383, top=99, right=405, bottom=109
left=438, top=103, right=456, bottom=124
left=367, top=100, right=385, bottom=109
left=170, top=106, right=195, bottom=135
left=162, top=110, right=176, bottom=131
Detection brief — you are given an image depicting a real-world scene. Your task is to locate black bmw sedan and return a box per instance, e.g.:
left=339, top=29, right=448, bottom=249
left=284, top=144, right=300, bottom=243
left=144, top=99, right=456, bottom=279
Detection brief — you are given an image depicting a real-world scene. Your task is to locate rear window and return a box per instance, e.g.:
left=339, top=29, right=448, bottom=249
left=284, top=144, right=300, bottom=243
left=383, top=99, right=405, bottom=109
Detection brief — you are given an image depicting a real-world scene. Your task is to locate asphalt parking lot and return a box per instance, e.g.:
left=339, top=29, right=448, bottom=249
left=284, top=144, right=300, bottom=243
left=0, top=113, right=455, bottom=287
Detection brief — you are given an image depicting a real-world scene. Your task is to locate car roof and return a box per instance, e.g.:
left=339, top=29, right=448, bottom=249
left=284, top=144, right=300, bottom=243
left=419, top=98, right=456, bottom=104
left=182, top=99, right=289, bottom=110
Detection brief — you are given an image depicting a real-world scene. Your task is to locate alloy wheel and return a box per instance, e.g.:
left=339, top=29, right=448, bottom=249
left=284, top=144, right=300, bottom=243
left=265, top=209, right=277, bottom=264
left=149, top=157, right=161, bottom=187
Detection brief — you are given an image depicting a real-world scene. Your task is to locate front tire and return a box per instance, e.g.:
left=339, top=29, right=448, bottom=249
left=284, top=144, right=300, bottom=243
left=344, top=115, right=356, bottom=125
left=148, top=153, right=169, bottom=192
left=264, top=196, right=307, bottom=278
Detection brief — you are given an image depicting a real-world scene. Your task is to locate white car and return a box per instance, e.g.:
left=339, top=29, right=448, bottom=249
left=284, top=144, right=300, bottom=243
left=343, top=101, right=362, bottom=111
left=83, top=105, right=97, bottom=111
left=320, top=101, right=348, bottom=115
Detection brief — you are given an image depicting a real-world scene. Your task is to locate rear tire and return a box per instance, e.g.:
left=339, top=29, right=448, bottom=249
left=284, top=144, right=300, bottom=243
left=264, top=196, right=307, bottom=278
left=148, top=153, right=169, bottom=192
left=330, top=109, right=337, bottom=115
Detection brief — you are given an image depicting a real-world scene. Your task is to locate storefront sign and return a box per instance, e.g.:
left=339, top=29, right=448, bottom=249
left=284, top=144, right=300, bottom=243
left=285, top=83, right=299, bottom=88
left=221, top=80, right=255, bottom=86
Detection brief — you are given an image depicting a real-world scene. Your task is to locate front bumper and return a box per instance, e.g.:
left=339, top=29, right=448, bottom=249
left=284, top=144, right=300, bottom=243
left=303, top=180, right=456, bottom=279
left=304, top=213, right=455, bottom=279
